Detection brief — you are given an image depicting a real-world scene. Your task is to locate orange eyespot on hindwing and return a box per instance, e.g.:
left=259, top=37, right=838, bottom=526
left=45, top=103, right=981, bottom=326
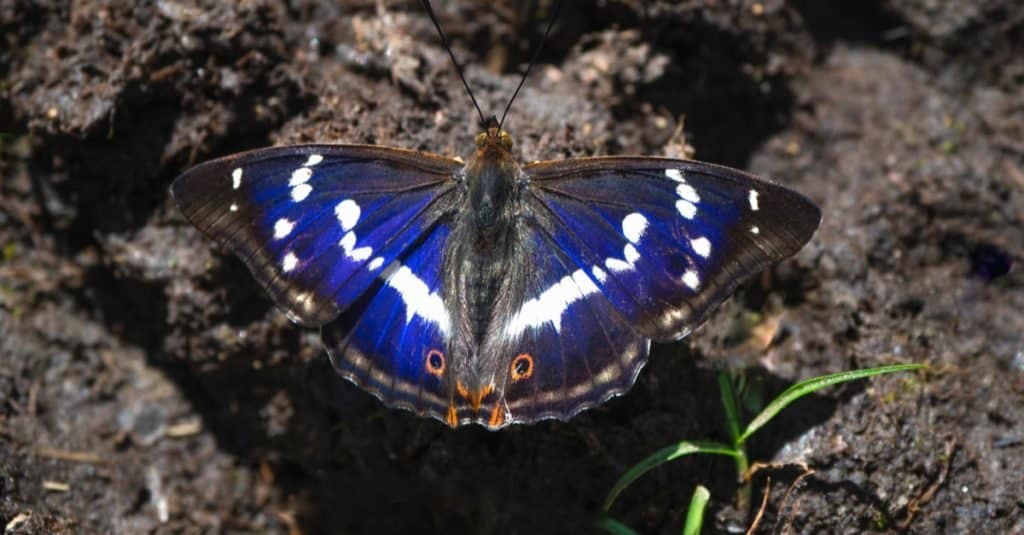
left=425, top=349, right=446, bottom=378
left=510, top=353, right=534, bottom=381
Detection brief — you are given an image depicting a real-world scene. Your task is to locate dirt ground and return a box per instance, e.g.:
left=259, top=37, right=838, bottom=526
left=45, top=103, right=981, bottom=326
left=1, top=1, right=1022, bottom=533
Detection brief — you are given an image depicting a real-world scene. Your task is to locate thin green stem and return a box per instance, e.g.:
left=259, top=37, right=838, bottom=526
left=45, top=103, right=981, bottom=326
left=717, top=372, right=750, bottom=510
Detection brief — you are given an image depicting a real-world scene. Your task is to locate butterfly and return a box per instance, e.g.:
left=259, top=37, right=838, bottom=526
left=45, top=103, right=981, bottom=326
left=170, top=2, right=821, bottom=429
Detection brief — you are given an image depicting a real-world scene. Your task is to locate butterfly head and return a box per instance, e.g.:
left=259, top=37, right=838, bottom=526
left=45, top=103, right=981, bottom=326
left=464, top=115, right=519, bottom=235
left=475, top=115, right=513, bottom=154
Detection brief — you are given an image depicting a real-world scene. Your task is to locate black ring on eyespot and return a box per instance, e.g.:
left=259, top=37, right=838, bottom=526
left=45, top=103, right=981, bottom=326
left=511, top=353, right=533, bottom=381
left=426, top=349, right=445, bottom=377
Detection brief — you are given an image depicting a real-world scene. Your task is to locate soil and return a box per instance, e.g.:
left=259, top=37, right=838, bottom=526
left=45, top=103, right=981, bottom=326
left=1, top=1, right=1022, bottom=533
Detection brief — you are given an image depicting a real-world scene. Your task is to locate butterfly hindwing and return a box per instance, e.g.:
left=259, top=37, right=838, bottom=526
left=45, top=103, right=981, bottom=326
left=171, top=145, right=462, bottom=327
left=322, top=221, right=454, bottom=420
left=523, top=157, right=821, bottom=342
left=476, top=220, right=649, bottom=427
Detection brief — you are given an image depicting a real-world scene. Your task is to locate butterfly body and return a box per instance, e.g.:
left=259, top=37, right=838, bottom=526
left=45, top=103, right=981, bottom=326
left=172, top=118, right=820, bottom=429
left=442, top=122, right=524, bottom=424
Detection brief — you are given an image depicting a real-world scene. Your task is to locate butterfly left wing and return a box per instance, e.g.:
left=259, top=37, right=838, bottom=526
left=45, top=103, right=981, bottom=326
left=475, top=157, right=819, bottom=426
left=321, top=220, right=456, bottom=422
left=171, top=144, right=462, bottom=327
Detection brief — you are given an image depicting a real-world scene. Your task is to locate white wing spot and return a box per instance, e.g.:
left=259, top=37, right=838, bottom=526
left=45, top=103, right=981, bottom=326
left=676, top=199, right=697, bottom=219
left=339, top=231, right=356, bottom=251
left=624, top=243, right=640, bottom=264
left=682, top=270, right=700, bottom=290
left=591, top=265, right=608, bottom=284
left=691, top=237, right=711, bottom=258
left=385, top=265, right=451, bottom=336
left=572, top=269, right=600, bottom=295
left=229, top=203, right=238, bottom=212
left=273, top=218, right=294, bottom=239
left=231, top=168, right=242, bottom=189
left=676, top=183, right=700, bottom=203
left=304, top=154, right=324, bottom=167
left=622, top=212, right=648, bottom=244
left=335, top=199, right=360, bottom=231
left=350, top=246, right=373, bottom=261
left=339, top=231, right=373, bottom=262
left=748, top=189, right=760, bottom=211
left=606, top=243, right=641, bottom=273
left=282, top=252, right=298, bottom=272
left=505, top=269, right=599, bottom=337
left=289, top=167, right=313, bottom=186
left=605, top=258, right=630, bottom=272
left=751, top=226, right=760, bottom=234
left=665, top=168, right=684, bottom=182
left=367, top=257, right=384, bottom=271
left=291, top=183, right=313, bottom=202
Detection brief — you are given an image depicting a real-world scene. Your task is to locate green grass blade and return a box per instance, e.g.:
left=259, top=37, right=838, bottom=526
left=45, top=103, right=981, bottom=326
left=717, top=372, right=743, bottom=445
left=603, top=440, right=738, bottom=512
left=738, top=363, right=924, bottom=444
left=682, top=485, right=711, bottom=535
left=597, top=516, right=639, bottom=535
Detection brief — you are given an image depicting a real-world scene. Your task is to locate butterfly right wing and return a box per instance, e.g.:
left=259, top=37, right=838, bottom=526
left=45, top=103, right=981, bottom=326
left=521, top=157, right=821, bottom=342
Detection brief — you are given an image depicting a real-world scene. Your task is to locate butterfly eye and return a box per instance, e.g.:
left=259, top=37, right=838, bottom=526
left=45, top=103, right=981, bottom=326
left=499, top=130, right=513, bottom=150
left=475, top=132, right=488, bottom=148
left=425, top=349, right=446, bottom=377
left=510, top=353, right=534, bottom=381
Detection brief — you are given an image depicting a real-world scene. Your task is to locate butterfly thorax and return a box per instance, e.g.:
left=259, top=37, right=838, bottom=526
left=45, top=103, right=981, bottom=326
left=441, top=124, right=522, bottom=413
left=466, top=123, right=517, bottom=238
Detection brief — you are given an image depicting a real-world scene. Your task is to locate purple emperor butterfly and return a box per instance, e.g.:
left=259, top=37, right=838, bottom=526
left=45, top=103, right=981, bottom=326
left=171, top=1, right=820, bottom=429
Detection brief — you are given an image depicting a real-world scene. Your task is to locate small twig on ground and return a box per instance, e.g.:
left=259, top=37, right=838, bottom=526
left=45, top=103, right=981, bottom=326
left=273, top=509, right=303, bottom=535
left=738, top=461, right=815, bottom=534
left=34, top=447, right=109, bottom=465
left=742, top=460, right=810, bottom=483
left=5, top=512, right=31, bottom=532
left=165, top=418, right=202, bottom=438
left=746, top=476, right=772, bottom=535
left=42, top=480, right=70, bottom=492
left=899, top=437, right=958, bottom=530
left=775, top=465, right=817, bottom=534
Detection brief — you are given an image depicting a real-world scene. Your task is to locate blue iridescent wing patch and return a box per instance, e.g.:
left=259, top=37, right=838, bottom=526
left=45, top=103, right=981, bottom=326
left=322, top=221, right=454, bottom=420
left=171, top=145, right=462, bottom=327
left=474, top=221, right=649, bottom=427
left=521, top=157, right=820, bottom=342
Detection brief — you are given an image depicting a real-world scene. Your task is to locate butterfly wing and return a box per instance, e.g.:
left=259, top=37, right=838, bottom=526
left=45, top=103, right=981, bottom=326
left=321, top=221, right=455, bottom=421
left=522, top=157, right=820, bottom=341
left=171, top=145, right=462, bottom=327
left=474, top=221, right=650, bottom=427
left=478, top=157, right=820, bottom=425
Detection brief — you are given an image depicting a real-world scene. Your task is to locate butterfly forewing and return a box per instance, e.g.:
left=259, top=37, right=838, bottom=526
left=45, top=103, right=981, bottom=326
left=171, top=145, right=462, bottom=327
left=522, top=157, right=821, bottom=342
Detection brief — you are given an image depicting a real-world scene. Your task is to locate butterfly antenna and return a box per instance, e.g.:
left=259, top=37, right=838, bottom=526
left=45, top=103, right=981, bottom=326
left=420, top=0, right=488, bottom=126
left=498, top=0, right=564, bottom=132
